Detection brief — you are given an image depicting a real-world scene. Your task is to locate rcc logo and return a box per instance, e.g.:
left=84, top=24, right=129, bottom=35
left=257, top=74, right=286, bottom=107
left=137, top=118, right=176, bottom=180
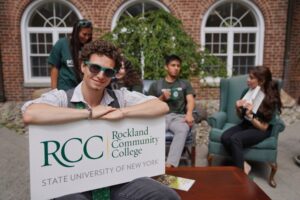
left=41, top=135, right=104, bottom=168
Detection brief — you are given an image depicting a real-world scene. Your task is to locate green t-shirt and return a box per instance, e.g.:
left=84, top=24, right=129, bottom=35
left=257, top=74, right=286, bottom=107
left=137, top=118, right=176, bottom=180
left=148, top=79, right=194, bottom=114
left=48, top=38, right=79, bottom=91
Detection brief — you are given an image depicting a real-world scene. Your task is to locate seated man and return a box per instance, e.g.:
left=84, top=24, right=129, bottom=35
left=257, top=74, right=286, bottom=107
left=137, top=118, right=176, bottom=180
left=22, top=40, right=180, bottom=200
left=148, top=54, right=195, bottom=168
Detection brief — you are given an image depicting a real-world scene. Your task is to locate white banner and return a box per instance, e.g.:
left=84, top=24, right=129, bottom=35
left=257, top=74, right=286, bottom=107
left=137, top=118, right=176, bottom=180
left=29, top=117, right=165, bottom=200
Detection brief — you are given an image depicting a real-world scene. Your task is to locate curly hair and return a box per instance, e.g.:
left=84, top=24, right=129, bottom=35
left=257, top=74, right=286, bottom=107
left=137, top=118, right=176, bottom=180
left=80, top=40, right=122, bottom=72
left=249, top=66, right=282, bottom=122
left=122, top=59, right=143, bottom=88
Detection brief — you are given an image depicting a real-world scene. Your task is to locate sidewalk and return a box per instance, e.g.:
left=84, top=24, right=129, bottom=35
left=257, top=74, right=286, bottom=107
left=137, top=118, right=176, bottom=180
left=0, top=126, right=30, bottom=200
left=1, top=122, right=300, bottom=200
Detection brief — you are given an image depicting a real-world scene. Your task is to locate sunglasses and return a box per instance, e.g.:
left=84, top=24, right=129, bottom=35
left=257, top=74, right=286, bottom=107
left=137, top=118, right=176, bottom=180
left=78, top=20, right=92, bottom=28
left=84, top=61, right=116, bottom=78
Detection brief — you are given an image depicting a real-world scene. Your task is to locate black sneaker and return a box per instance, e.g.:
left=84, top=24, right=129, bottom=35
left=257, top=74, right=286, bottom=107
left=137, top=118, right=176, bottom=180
left=294, top=155, right=300, bottom=166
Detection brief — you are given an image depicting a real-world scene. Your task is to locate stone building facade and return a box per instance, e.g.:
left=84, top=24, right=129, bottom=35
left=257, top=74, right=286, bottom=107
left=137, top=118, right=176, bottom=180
left=0, top=0, right=299, bottom=101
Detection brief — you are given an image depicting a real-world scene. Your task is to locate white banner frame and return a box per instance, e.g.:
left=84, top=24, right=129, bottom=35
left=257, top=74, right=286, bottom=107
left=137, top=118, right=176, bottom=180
left=29, top=117, right=165, bottom=199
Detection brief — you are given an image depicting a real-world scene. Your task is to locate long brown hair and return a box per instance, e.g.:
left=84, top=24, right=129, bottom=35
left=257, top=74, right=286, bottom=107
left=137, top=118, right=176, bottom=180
left=249, top=66, right=282, bottom=122
left=122, top=59, right=143, bottom=88
left=70, top=19, right=93, bottom=83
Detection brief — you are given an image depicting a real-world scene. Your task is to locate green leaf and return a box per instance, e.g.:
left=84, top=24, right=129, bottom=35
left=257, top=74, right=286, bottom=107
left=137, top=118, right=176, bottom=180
left=102, top=10, right=227, bottom=79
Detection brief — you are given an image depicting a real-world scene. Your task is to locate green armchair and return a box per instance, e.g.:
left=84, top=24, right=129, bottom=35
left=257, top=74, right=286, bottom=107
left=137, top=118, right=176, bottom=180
left=207, top=75, right=285, bottom=187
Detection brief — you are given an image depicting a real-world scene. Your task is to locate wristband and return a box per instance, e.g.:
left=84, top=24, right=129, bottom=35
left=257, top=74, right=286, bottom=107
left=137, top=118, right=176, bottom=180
left=87, top=107, right=93, bottom=120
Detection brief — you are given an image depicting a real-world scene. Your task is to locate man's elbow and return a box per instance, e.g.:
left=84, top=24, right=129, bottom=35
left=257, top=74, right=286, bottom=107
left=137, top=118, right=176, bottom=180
left=23, top=112, right=32, bottom=124
left=22, top=109, right=35, bottom=124
left=161, top=101, right=169, bottom=113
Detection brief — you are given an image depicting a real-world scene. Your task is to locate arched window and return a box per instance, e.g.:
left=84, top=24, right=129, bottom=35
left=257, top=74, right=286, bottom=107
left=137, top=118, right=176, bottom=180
left=111, top=0, right=169, bottom=30
left=21, top=0, right=80, bottom=86
left=201, top=0, right=264, bottom=76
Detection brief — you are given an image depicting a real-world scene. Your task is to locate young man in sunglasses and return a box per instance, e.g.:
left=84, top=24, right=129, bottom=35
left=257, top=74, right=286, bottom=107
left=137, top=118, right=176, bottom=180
left=22, top=40, right=180, bottom=200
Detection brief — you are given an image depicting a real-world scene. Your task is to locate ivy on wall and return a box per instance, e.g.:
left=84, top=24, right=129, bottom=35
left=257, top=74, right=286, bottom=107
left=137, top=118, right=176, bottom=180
left=103, top=10, right=226, bottom=80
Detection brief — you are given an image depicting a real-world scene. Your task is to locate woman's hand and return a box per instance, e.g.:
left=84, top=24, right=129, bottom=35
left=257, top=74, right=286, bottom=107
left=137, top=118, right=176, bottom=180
left=244, top=102, right=254, bottom=118
left=236, top=99, right=246, bottom=108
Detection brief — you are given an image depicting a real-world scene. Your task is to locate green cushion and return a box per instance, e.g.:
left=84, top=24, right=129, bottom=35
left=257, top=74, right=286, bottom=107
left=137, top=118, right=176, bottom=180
left=209, top=123, right=236, bottom=142
left=225, top=75, right=248, bottom=123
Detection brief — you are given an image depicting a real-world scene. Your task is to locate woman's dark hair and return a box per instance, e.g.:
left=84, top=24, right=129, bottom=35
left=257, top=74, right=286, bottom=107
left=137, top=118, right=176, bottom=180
left=249, top=66, right=282, bottom=121
left=122, top=58, right=143, bottom=88
left=70, top=19, right=93, bottom=83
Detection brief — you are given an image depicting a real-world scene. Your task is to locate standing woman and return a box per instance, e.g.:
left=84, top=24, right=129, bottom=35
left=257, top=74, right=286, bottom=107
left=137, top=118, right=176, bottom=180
left=48, top=19, right=93, bottom=90
left=221, top=66, right=282, bottom=174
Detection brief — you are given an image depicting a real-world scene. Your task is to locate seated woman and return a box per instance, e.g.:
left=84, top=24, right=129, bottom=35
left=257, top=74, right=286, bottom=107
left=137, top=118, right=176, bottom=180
left=110, top=58, right=143, bottom=93
left=221, top=66, right=282, bottom=174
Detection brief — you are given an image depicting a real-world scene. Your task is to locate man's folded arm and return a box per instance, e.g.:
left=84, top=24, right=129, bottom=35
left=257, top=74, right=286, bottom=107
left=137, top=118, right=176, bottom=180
left=23, top=103, right=90, bottom=125
left=121, top=99, right=169, bottom=118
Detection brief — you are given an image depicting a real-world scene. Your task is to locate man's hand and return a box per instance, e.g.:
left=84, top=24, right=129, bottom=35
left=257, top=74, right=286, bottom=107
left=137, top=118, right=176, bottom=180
left=100, top=109, right=125, bottom=120
left=92, top=105, right=117, bottom=119
left=160, top=90, right=171, bottom=101
left=185, top=113, right=194, bottom=127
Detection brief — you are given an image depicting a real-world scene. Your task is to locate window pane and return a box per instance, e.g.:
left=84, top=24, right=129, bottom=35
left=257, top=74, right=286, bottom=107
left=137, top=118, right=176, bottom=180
left=39, top=44, right=45, bottom=54
left=47, top=44, right=53, bottom=53
left=63, top=12, right=78, bottom=27
left=29, top=2, right=78, bottom=27
left=31, top=57, right=50, bottom=77
left=30, top=34, right=37, bottom=42
left=46, top=34, right=52, bottom=43
left=241, top=12, right=256, bottom=27
left=232, top=56, right=255, bottom=75
left=206, top=14, right=222, bottom=27
left=242, top=34, right=248, bottom=42
left=249, top=33, right=255, bottom=42
left=205, top=34, right=212, bottom=43
left=38, top=34, right=45, bottom=43
left=234, top=33, right=240, bottom=42
left=213, top=45, right=219, bottom=53
left=232, top=2, right=248, bottom=19
left=249, top=44, right=255, bottom=53
left=221, top=34, right=227, bottom=42
left=119, top=2, right=162, bottom=22
left=213, top=34, right=220, bottom=43
left=206, top=2, right=256, bottom=27
left=205, top=44, right=212, bottom=53
left=221, top=44, right=227, bottom=53
left=31, top=45, right=37, bottom=53
left=217, top=3, right=231, bottom=19
left=127, top=4, right=143, bottom=17
left=234, top=33, right=256, bottom=54
left=144, top=3, right=160, bottom=12
left=241, top=44, right=248, bottom=53
left=234, top=44, right=240, bottom=53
